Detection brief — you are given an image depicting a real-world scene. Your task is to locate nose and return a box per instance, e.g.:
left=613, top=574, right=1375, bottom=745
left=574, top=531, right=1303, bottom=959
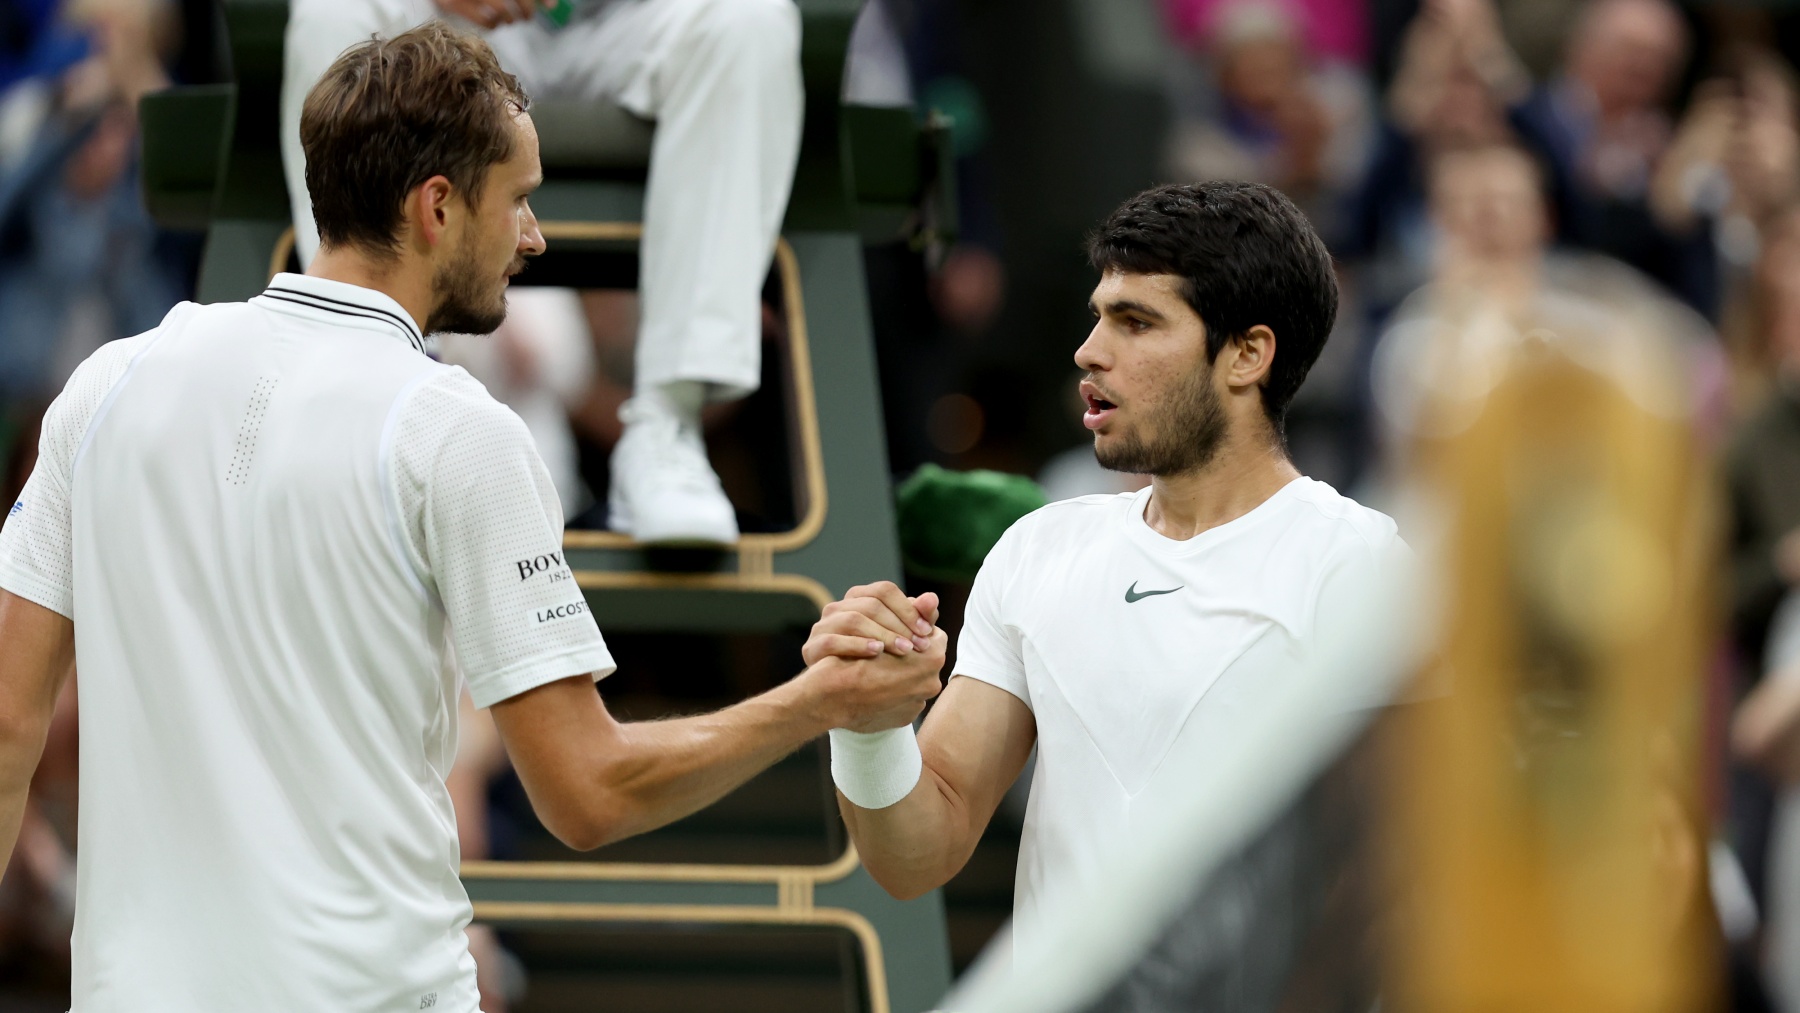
left=519, top=202, right=546, bottom=258
left=1074, top=321, right=1108, bottom=373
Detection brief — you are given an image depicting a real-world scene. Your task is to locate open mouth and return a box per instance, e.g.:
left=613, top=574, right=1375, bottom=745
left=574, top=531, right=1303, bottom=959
left=1082, top=390, right=1119, bottom=431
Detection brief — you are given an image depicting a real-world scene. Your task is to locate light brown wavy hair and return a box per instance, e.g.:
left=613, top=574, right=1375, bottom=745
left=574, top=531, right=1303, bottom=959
left=300, top=22, right=530, bottom=258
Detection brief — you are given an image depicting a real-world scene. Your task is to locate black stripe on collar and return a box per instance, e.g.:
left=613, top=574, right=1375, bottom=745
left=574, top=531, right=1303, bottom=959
left=259, top=291, right=427, bottom=353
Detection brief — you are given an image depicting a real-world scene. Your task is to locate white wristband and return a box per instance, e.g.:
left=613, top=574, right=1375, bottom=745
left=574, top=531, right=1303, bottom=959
left=829, top=725, right=923, bottom=809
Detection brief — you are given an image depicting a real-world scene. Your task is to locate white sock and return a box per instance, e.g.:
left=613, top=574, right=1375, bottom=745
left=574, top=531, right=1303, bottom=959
left=635, top=380, right=707, bottom=425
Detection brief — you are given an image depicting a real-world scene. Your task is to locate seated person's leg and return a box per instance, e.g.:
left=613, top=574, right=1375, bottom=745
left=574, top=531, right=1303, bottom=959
left=558, top=0, right=803, bottom=545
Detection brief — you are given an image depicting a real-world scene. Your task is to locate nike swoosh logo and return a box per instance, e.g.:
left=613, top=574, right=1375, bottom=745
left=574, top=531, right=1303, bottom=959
left=1124, top=582, right=1183, bottom=603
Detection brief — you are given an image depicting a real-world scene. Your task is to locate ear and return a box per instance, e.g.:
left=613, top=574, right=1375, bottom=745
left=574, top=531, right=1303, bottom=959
left=1223, top=324, right=1277, bottom=390
left=411, top=175, right=457, bottom=249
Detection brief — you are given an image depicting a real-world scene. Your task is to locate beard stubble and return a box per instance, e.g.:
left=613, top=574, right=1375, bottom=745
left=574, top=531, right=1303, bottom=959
left=1093, top=363, right=1229, bottom=477
left=425, top=240, right=516, bottom=336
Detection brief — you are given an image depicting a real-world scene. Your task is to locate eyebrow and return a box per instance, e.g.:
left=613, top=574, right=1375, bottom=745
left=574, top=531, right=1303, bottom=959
left=1090, top=299, right=1167, bottom=321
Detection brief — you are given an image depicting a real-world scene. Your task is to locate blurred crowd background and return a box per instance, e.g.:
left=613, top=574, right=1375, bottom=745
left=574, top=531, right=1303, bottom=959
left=18, top=0, right=1800, bottom=1008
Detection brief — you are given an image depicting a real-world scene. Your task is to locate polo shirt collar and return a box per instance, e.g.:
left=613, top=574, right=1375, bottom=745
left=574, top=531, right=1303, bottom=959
left=255, top=273, right=427, bottom=354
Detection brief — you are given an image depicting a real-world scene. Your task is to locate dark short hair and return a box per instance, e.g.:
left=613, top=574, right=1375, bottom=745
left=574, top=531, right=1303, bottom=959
left=1087, top=181, right=1338, bottom=438
left=301, top=23, right=530, bottom=257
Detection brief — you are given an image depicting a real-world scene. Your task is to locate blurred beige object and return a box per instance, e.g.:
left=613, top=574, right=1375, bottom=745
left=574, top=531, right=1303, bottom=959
left=1385, top=295, right=1718, bottom=1011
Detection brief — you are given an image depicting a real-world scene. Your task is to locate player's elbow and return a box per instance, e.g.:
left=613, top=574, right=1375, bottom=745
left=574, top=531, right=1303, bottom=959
left=539, top=806, right=623, bottom=852
left=859, top=855, right=952, bottom=902
left=874, top=875, right=937, bottom=902
left=533, top=790, right=635, bottom=852
left=542, top=816, right=601, bottom=852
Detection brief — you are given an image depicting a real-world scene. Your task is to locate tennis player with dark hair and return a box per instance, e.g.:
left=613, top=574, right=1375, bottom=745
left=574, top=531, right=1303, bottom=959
left=0, top=25, right=941, bottom=1012
left=819, top=181, right=1406, bottom=957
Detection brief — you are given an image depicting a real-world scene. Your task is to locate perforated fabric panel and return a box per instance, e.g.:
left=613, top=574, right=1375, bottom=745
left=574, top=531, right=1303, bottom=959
left=227, top=376, right=279, bottom=486
left=389, top=368, right=615, bottom=708
left=0, top=332, right=158, bottom=618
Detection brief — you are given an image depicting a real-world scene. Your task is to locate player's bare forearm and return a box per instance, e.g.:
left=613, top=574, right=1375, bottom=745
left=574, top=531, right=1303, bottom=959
left=581, top=678, right=833, bottom=845
left=839, top=675, right=1037, bottom=900
left=494, top=646, right=946, bottom=851
left=839, top=765, right=987, bottom=899
left=0, top=592, right=75, bottom=867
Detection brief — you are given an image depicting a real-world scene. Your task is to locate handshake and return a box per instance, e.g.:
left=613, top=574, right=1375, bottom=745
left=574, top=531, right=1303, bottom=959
left=796, top=581, right=949, bottom=735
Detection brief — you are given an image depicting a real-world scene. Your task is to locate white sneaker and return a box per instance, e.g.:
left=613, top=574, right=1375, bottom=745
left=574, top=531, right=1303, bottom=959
left=608, top=398, right=740, bottom=546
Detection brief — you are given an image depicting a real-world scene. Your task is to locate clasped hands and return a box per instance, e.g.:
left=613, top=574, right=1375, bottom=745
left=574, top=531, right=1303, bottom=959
left=802, top=582, right=947, bottom=734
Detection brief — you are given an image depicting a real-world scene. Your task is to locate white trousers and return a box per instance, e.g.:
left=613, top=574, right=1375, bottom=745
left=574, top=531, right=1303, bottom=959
left=281, top=0, right=802, bottom=397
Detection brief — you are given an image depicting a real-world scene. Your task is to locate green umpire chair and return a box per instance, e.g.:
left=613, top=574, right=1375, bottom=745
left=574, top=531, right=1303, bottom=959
left=139, top=1, right=958, bottom=1009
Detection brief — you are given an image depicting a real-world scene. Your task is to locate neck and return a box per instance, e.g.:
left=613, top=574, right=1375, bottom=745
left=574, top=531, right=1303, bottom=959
left=1142, top=427, right=1300, bottom=541
left=306, top=245, right=433, bottom=334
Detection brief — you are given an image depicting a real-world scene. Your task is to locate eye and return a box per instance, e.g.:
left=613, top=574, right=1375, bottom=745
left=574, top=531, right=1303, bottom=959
left=1126, top=316, right=1151, bottom=333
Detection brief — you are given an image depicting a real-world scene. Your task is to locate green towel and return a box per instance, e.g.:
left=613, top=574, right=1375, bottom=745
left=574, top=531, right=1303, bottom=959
left=896, top=465, right=1047, bottom=582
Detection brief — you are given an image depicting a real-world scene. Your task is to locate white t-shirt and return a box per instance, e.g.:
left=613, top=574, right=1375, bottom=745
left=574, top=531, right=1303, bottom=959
left=954, top=477, right=1402, bottom=955
left=0, top=274, right=616, bottom=1013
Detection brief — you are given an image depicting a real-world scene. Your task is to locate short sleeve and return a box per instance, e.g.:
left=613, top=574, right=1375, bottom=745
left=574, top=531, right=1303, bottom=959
left=0, top=335, right=145, bottom=618
left=1307, top=524, right=1420, bottom=710
left=394, top=372, right=615, bottom=708
left=953, top=521, right=1031, bottom=710
left=0, top=458, right=74, bottom=618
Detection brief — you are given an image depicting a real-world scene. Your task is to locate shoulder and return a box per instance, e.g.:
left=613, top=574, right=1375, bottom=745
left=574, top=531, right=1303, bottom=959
left=392, top=364, right=527, bottom=441
left=1008, top=492, right=1136, bottom=541
left=390, top=367, right=533, bottom=480
left=42, top=321, right=180, bottom=452
left=977, top=492, right=1136, bottom=576
left=81, top=300, right=202, bottom=375
left=1283, top=479, right=1402, bottom=557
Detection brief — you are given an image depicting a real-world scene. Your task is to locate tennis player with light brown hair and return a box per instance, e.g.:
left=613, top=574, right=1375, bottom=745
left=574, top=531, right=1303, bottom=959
left=0, top=25, right=939, bottom=1012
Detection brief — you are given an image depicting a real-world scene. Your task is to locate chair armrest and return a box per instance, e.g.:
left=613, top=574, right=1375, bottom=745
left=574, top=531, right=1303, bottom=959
left=138, top=85, right=236, bottom=229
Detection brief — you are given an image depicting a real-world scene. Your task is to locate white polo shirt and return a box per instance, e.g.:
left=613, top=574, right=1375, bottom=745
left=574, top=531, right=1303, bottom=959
left=0, top=274, right=616, bottom=1013
left=954, top=478, right=1403, bottom=959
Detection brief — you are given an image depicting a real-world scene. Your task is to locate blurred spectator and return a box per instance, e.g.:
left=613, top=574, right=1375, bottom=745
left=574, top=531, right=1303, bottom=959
left=1521, top=0, right=1688, bottom=203
left=0, top=0, right=192, bottom=406
left=1734, top=588, right=1800, bottom=1013
left=1164, top=0, right=1374, bottom=237
left=1509, top=0, right=1714, bottom=312
left=1660, top=54, right=1800, bottom=407
left=1726, top=205, right=1800, bottom=1013
left=1372, top=144, right=1719, bottom=459
left=1420, top=143, right=1551, bottom=307
left=1163, top=0, right=1367, bottom=65
left=1652, top=56, right=1800, bottom=264
left=0, top=1, right=90, bottom=96
left=1726, top=206, right=1800, bottom=679
left=1341, top=0, right=1522, bottom=297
